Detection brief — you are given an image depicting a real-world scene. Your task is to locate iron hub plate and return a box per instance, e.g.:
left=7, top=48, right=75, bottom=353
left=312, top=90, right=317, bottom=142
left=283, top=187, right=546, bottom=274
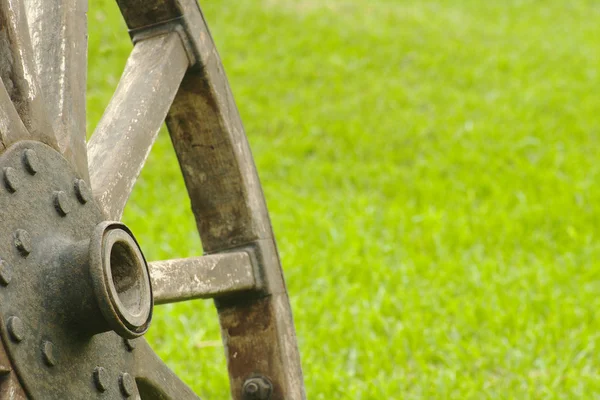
left=0, top=141, right=142, bottom=399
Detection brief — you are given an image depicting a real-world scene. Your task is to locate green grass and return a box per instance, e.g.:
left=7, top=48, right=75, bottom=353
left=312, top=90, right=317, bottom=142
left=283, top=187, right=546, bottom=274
left=88, top=0, right=600, bottom=398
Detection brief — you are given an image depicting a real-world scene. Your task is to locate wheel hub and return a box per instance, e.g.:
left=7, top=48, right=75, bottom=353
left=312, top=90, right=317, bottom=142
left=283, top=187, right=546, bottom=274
left=0, top=141, right=153, bottom=398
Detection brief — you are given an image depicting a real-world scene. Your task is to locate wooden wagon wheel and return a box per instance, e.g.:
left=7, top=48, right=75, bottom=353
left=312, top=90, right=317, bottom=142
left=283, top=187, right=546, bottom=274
left=0, top=0, right=305, bottom=398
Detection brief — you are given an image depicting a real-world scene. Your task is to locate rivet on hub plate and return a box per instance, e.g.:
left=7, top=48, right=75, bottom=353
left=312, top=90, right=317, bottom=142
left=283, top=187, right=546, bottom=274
left=93, top=367, right=108, bottom=392
left=74, top=179, right=92, bottom=204
left=7, top=316, right=24, bottom=342
left=0, top=260, right=12, bottom=286
left=14, top=229, right=32, bottom=257
left=119, top=372, right=135, bottom=397
left=23, top=149, right=39, bottom=175
left=54, top=191, right=71, bottom=216
left=42, top=341, right=56, bottom=367
left=3, top=167, right=20, bottom=193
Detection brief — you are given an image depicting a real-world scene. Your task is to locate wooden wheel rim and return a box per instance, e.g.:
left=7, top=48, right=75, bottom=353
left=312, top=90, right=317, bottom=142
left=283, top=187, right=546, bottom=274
left=0, top=0, right=305, bottom=399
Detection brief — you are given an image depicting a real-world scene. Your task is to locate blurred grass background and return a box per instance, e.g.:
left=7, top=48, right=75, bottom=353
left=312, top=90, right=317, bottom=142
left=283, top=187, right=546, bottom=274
left=88, top=0, right=600, bottom=398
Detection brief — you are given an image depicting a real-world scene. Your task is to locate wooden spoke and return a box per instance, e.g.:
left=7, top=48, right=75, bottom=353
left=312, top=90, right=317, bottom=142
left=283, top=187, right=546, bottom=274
left=150, top=253, right=257, bottom=305
left=0, top=0, right=57, bottom=147
left=0, top=77, right=29, bottom=150
left=133, top=340, right=200, bottom=400
left=87, top=32, right=189, bottom=220
left=24, top=0, right=90, bottom=181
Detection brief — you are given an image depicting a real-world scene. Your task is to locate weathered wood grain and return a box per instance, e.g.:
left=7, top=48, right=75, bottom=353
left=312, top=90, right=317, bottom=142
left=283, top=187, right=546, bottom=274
left=216, top=240, right=306, bottom=400
left=161, top=5, right=306, bottom=400
left=116, top=0, right=181, bottom=30
left=0, top=77, right=29, bottom=151
left=87, top=32, right=189, bottom=220
left=150, top=253, right=256, bottom=304
left=0, top=0, right=57, bottom=148
left=25, top=0, right=90, bottom=182
left=166, top=24, right=272, bottom=252
left=115, top=1, right=306, bottom=399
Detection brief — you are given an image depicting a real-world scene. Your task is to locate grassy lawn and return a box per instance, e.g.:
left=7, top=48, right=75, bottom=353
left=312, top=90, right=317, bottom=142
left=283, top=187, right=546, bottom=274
left=88, top=0, right=600, bottom=398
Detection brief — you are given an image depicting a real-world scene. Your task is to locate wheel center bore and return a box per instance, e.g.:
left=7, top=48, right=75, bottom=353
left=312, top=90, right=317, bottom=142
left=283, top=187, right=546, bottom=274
left=89, top=222, right=153, bottom=338
left=106, top=229, right=151, bottom=327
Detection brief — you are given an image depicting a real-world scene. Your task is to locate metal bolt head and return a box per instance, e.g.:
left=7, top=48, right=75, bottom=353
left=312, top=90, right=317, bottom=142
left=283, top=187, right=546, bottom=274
left=119, top=372, right=135, bottom=397
left=242, top=377, right=273, bottom=400
left=74, top=179, right=91, bottom=204
left=7, top=316, right=24, bottom=342
left=0, top=260, right=12, bottom=286
left=93, top=367, right=108, bottom=392
left=14, top=229, right=32, bottom=257
left=53, top=191, right=71, bottom=216
left=3, top=167, right=20, bottom=193
left=246, top=382, right=259, bottom=395
left=42, top=341, right=56, bottom=366
left=23, top=149, right=39, bottom=175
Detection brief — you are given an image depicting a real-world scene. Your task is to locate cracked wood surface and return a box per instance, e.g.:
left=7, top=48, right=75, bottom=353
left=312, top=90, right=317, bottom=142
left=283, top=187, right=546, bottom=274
left=0, top=77, right=29, bottom=151
left=25, top=0, right=90, bottom=182
left=159, top=2, right=306, bottom=397
left=150, top=253, right=256, bottom=304
left=87, top=32, right=189, bottom=220
left=0, top=0, right=58, bottom=149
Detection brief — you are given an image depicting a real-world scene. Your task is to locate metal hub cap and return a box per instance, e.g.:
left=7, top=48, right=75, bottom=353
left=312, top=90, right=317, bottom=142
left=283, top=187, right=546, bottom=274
left=91, top=222, right=153, bottom=338
left=0, top=141, right=152, bottom=398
